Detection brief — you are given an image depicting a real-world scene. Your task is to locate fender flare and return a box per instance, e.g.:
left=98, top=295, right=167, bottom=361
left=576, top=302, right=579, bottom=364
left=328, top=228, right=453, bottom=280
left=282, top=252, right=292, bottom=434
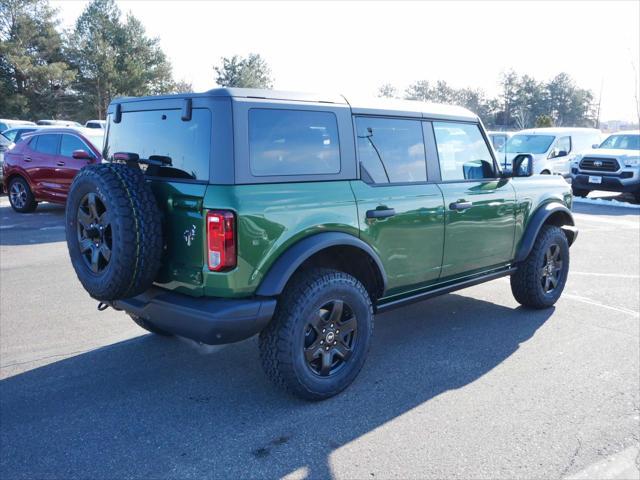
left=514, top=202, right=576, bottom=263
left=255, top=232, right=388, bottom=297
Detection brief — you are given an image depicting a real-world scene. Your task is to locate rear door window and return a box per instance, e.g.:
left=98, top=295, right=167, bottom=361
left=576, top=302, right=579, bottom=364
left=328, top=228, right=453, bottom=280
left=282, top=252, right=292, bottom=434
left=248, top=109, right=340, bottom=176
left=355, top=117, right=427, bottom=184
left=33, top=134, right=60, bottom=155
left=105, top=108, right=211, bottom=180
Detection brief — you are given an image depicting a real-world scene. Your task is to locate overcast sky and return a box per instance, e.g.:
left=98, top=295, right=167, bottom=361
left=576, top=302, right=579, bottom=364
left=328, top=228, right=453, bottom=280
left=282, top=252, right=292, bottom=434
left=52, top=0, right=640, bottom=122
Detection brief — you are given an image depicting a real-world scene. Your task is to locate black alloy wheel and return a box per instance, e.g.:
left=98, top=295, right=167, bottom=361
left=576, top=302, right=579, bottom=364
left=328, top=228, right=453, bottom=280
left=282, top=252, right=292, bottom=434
left=540, top=243, right=562, bottom=293
left=303, top=300, right=358, bottom=377
left=77, top=192, right=112, bottom=274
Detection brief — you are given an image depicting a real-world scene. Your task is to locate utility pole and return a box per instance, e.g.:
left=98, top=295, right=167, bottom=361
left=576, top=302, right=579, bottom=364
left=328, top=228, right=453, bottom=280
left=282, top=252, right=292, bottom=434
left=596, top=78, right=603, bottom=129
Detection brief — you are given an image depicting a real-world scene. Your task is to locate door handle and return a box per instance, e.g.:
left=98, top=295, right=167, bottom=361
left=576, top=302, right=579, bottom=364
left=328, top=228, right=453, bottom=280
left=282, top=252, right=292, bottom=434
left=57, top=161, right=65, bottom=166
left=449, top=201, right=473, bottom=211
left=366, top=208, right=396, bottom=219
left=24, top=156, right=32, bottom=162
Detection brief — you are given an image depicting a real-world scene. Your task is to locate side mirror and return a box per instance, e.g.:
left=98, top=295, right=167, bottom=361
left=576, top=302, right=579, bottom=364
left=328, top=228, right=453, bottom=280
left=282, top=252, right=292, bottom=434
left=552, top=149, right=568, bottom=158
left=592, top=143, right=600, bottom=149
left=72, top=149, right=93, bottom=160
left=512, top=154, right=533, bottom=177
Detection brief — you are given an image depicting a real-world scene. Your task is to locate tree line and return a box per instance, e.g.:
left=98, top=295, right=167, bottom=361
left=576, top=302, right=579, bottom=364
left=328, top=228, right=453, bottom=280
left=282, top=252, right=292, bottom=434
left=1, top=0, right=595, bottom=129
left=378, top=71, right=597, bottom=129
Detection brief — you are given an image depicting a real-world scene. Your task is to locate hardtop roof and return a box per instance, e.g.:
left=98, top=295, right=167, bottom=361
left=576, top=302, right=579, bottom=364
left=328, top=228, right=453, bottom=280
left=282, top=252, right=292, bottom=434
left=111, top=87, right=478, bottom=121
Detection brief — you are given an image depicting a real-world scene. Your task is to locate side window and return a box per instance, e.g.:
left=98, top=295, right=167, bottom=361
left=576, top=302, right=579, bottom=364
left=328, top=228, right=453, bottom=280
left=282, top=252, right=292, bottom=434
left=60, top=134, right=91, bottom=158
left=3, top=130, right=17, bottom=142
left=248, top=109, right=340, bottom=176
left=555, top=136, right=571, bottom=155
left=491, top=134, right=507, bottom=151
left=33, top=134, right=59, bottom=155
left=433, top=122, right=495, bottom=181
left=355, top=117, right=427, bottom=184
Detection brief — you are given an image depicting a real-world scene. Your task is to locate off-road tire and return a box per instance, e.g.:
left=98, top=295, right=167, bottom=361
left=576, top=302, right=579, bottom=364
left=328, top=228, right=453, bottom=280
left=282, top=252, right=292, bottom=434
left=130, top=314, right=172, bottom=336
left=511, top=225, right=569, bottom=309
left=8, top=176, right=37, bottom=213
left=259, top=268, right=374, bottom=400
left=572, top=186, right=589, bottom=198
left=65, top=163, right=163, bottom=301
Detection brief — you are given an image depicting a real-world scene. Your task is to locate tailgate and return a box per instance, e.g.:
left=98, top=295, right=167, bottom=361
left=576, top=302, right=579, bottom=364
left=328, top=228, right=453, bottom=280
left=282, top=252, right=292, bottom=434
left=150, top=180, right=208, bottom=296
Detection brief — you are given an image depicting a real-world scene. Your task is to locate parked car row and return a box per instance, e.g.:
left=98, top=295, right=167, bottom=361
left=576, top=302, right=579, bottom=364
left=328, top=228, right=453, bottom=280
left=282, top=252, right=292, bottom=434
left=488, top=127, right=639, bottom=201
left=570, top=130, right=640, bottom=201
left=1, top=118, right=105, bottom=134
left=2, top=127, right=104, bottom=212
left=2, top=114, right=638, bottom=212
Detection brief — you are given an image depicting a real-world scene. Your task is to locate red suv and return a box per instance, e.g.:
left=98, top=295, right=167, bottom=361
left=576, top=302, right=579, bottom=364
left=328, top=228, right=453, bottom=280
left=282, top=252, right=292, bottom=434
left=3, top=128, right=104, bottom=213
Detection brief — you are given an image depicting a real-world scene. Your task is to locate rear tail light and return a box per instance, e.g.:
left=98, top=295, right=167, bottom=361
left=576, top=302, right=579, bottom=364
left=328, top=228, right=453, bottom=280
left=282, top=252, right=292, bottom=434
left=207, top=210, right=236, bottom=271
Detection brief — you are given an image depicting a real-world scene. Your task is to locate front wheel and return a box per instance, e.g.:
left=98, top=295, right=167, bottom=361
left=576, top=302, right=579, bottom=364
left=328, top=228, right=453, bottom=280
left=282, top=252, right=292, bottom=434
left=511, top=225, right=570, bottom=309
left=259, top=268, right=374, bottom=400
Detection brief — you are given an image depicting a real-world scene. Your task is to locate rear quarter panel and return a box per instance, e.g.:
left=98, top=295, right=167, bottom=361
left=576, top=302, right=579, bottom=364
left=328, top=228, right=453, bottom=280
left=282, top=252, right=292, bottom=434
left=202, top=181, right=359, bottom=298
left=510, top=175, right=573, bottom=258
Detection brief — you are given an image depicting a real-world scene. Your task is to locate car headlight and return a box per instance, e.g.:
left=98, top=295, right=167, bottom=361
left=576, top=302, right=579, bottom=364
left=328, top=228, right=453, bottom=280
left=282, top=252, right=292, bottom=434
left=623, top=157, right=639, bottom=167
left=572, top=154, right=582, bottom=166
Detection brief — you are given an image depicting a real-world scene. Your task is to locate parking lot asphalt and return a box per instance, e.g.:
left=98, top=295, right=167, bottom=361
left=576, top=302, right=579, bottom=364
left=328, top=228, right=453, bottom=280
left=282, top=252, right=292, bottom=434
left=0, top=195, right=638, bottom=480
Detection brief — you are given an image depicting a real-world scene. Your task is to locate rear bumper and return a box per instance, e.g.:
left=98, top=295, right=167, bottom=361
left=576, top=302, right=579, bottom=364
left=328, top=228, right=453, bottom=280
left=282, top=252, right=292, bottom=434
left=111, top=287, right=277, bottom=345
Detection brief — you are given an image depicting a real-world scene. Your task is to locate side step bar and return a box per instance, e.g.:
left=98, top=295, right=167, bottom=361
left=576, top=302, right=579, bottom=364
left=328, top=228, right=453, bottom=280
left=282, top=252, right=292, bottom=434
left=376, top=267, right=517, bottom=313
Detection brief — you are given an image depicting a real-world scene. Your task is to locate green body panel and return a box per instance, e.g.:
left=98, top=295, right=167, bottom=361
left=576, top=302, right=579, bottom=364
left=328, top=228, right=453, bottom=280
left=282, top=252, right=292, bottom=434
left=149, top=173, right=571, bottom=301
left=200, top=181, right=359, bottom=298
left=150, top=181, right=208, bottom=296
left=510, top=175, right=573, bottom=254
left=438, top=179, right=517, bottom=278
left=349, top=180, right=445, bottom=295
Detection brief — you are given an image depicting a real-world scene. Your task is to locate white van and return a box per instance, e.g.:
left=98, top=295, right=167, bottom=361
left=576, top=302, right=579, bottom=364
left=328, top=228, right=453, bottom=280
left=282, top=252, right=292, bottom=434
left=501, top=127, right=601, bottom=176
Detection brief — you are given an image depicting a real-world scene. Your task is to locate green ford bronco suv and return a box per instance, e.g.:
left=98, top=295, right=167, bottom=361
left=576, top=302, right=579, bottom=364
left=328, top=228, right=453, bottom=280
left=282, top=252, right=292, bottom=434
left=65, top=88, right=577, bottom=400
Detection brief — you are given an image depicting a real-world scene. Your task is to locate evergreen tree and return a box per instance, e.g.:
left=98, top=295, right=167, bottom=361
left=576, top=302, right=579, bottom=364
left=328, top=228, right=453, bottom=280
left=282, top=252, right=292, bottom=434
left=214, top=53, right=273, bottom=89
left=0, top=0, right=76, bottom=119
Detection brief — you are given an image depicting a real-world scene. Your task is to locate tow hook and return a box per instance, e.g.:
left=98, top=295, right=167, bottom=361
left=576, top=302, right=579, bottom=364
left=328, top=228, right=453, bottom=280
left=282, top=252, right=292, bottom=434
left=97, top=302, right=110, bottom=311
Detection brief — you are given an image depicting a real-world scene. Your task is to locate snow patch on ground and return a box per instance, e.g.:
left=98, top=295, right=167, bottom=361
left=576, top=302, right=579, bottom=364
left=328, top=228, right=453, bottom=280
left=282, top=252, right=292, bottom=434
left=573, top=196, right=640, bottom=209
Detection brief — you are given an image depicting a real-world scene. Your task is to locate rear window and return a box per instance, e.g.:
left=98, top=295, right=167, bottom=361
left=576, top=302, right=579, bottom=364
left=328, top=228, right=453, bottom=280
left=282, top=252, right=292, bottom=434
left=105, top=108, right=211, bottom=180
left=248, top=109, right=340, bottom=176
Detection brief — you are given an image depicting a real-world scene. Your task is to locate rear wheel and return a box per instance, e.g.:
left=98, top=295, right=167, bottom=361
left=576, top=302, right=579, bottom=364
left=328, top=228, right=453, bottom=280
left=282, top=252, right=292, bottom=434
left=8, top=177, right=37, bottom=213
left=540, top=170, right=551, bottom=175
left=259, top=268, right=374, bottom=400
left=511, top=225, right=569, bottom=309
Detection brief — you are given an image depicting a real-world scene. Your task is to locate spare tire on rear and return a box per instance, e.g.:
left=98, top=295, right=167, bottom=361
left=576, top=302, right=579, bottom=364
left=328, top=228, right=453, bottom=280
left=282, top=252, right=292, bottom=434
left=65, top=163, right=163, bottom=301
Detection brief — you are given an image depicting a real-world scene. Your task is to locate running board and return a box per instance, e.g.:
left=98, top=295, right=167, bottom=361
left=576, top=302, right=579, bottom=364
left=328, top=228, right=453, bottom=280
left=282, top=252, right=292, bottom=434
left=376, top=267, right=517, bottom=313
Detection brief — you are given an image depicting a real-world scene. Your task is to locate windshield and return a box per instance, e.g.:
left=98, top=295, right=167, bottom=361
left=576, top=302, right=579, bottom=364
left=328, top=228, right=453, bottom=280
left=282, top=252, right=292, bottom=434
left=84, top=131, right=105, bottom=150
left=599, top=134, right=640, bottom=151
left=503, top=134, right=555, bottom=154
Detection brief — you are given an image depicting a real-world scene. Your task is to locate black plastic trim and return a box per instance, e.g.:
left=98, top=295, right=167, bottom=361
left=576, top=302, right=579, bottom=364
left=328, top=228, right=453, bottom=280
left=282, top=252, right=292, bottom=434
left=111, top=287, right=276, bottom=345
left=377, top=267, right=516, bottom=313
left=255, top=232, right=388, bottom=297
left=514, top=203, right=576, bottom=263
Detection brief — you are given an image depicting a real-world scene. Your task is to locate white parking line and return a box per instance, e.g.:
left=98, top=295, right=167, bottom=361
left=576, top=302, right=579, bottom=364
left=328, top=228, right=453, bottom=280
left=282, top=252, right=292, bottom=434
left=563, top=293, right=640, bottom=317
left=571, top=272, right=640, bottom=279
left=573, top=214, right=640, bottom=229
